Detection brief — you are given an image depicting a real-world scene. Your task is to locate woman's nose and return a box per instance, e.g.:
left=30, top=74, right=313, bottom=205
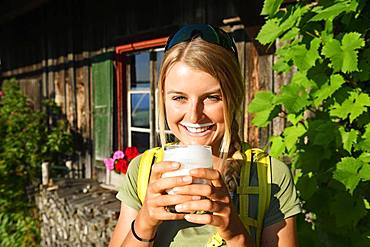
left=188, top=100, right=204, bottom=123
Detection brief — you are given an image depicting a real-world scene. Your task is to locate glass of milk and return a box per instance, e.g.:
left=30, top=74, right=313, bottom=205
left=161, top=144, right=213, bottom=193
left=161, top=144, right=213, bottom=213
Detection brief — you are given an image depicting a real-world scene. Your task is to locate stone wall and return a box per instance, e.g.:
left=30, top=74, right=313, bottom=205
left=36, top=179, right=120, bottom=247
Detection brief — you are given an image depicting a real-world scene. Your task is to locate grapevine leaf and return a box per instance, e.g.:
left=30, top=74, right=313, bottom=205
left=290, top=45, right=308, bottom=71
left=256, top=18, right=281, bottom=45
left=296, top=173, right=317, bottom=200
left=339, top=127, right=358, bottom=153
left=261, top=0, right=283, bottom=16
left=248, top=91, right=276, bottom=127
left=329, top=192, right=367, bottom=227
left=333, top=157, right=363, bottom=194
left=275, top=83, right=310, bottom=113
left=359, top=152, right=370, bottom=163
left=356, top=124, right=370, bottom=151
left=330, top=91, right=370, bottom=123
left=248, top=91, right=275, bottom=112
left=281, top=27, right=300, bottom=41
left=322, top=33, right=365, bottom=73
left=322, top=38, right=342, bottom=72
left=287, top=113, right=304, bottom=126
left=251, top=110, right=272, bottom=127
left=283, top=123, right=306, bottom=151
left=359, top=164, right=370, bottom=181
left=279, top=5, right=309, bottom=33
left=291, top=71, right=317, bottom=90
left=349, top=92, right=370, bottom=122
left=364, top=199, right=370, bottom=210
left=290, top=39, right=321, bottom=72
left=258, top=5, right=308, bottom=45
left=274, top=46, right=293, bottom=72
left=269, top=136, right=285, bottom=157
left=341, top=32, right=365, bottom=73
left=273, top=59, right=291, bottom=73
left=330, top=101, right=352, bottom=120
left=310, top=1, right=357, bottom=22
left=354, top=47, right=370, bottom=81
left=313, top=74, right=345, bottom=106
left=302, top=37, right=321, bottom=71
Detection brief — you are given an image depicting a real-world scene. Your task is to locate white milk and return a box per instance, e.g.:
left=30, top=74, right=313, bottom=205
left=161, top=145, right=212, bottom=194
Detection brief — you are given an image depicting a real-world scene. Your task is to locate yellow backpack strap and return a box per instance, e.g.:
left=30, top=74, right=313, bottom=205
left=237, top=149, right=257, bottom=232
left=207, top=147, right=271, bottom=247
left=137, top=147, right=164, bottom=204
left=254, top=149, right=271, bottom=246
left=236, top=148, right=271, bottom=247
left=207, top=232, right=225, bottom=247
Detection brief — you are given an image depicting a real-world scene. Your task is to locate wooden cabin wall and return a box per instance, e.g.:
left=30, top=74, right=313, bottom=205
left=0, top=0, right=288, bottom=180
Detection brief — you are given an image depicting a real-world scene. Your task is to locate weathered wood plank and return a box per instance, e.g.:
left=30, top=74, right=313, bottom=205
left=258, top=54, right=273, bottom=147
left=245, top=42, right=260, bottom=147
left=37, top=179, right=120, bottom=246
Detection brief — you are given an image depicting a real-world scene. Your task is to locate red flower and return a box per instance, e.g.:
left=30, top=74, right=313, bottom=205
left=124, top=146, right=140, bottom=160
left=115, top=159, right=129, bottom=174
left=105, top=147, right=140, bottom=174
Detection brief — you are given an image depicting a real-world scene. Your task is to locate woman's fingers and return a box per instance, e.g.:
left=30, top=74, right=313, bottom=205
left=150, top=161, right=181, bottom=180
left=189, top=168, right=224, bottom=187
left=147, top=161, right=194, bottom=194
left=151, top=194, right=202, bottom=208
left=144, top=164, right=233, bottom=227
left=170, top=183, right=228, bottom=201
left=183, top=213, right=225, bottom=227
left=148, top=175, right=193, bottom=193
left=174, top=198, right=227, bottom=214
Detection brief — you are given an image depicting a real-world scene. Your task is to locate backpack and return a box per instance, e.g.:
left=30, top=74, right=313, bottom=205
left=137, top=146, right=271, bottom=247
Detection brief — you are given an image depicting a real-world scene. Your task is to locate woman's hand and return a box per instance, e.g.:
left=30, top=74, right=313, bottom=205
left=136, top=161, right=201, bottom=229
left=171, top=168, right=254, bottom=246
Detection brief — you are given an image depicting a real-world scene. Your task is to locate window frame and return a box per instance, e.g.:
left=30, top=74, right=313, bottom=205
left=115, top=37, right=168, bottom=152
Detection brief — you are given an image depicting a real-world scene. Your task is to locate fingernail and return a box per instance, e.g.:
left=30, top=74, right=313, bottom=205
left=184, top=214, right=191, bottom=221
left=183, top=176, right=192, bottom=183
left=172, top=187, right=181, bottom=193
left=192, top=196, right=201, bottom=200
left=172, top=162, right=180, bottom=168
left=175, top=204, right=183, bottom=211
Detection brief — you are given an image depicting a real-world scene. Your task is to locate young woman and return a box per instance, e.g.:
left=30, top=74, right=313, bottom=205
left=109, top=24, right=301, bottom=247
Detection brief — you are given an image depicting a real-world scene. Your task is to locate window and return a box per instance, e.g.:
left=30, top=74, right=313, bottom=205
left=127, top=51, right=151, bottom=153
left=115, top=37, right=172, bottom=155
left=126, top=48, right=175, bottom=152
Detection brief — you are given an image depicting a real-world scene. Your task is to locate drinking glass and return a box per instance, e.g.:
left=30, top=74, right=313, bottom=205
left=161, top=144, right=213, bottom=213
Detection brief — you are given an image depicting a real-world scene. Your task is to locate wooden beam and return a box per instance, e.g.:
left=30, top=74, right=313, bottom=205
left=0, top=0, right=49, bottom=24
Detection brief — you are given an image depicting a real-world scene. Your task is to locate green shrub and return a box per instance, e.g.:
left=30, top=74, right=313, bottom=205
left=0, top=78, right=73, bottom=246
left=252, top=0, right=370, bottom=246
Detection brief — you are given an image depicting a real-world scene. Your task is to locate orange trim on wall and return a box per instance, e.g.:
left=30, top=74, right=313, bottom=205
left=115, top=36, right=168, bottom=54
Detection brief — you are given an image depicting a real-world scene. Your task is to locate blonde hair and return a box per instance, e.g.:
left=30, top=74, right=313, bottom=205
left=158, top=38, right=245, bottom=191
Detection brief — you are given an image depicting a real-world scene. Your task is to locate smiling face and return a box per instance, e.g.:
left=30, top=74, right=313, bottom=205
left=164, top=62, right=225, bottom=152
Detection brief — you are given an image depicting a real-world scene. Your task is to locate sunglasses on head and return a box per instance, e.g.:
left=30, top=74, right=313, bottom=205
left=165, top=24, right=238, bottom=60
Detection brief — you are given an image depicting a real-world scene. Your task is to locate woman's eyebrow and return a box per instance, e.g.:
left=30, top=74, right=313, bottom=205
left=166, top=90, right=186, bottom=94
left=204, top=89, right=222, bottom=94
left=166, top=88, right=221, bottom=95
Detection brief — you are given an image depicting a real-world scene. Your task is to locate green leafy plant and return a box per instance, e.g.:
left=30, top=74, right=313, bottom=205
left=251, top=0, right=370, bottom=246
left=0, top=78, right=73, bottom=246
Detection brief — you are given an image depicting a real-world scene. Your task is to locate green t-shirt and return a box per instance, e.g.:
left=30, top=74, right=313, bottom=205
left=117, top=153, right=301, bottom=246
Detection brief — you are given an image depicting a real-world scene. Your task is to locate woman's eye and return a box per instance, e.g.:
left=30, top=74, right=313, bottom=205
left=172, top=96, right=186, bottom=101
left=206, top=95, right=222, bottom=101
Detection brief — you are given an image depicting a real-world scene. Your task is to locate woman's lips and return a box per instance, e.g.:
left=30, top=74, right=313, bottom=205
left=180, top=122, right=214, bottom=135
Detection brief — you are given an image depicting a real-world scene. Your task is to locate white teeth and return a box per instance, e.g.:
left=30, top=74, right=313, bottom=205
left=186, top=126, right=209, bottom=133
left=180, top=122, right=214, bottom=128
left=180, top=122, right=214, bottom=133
